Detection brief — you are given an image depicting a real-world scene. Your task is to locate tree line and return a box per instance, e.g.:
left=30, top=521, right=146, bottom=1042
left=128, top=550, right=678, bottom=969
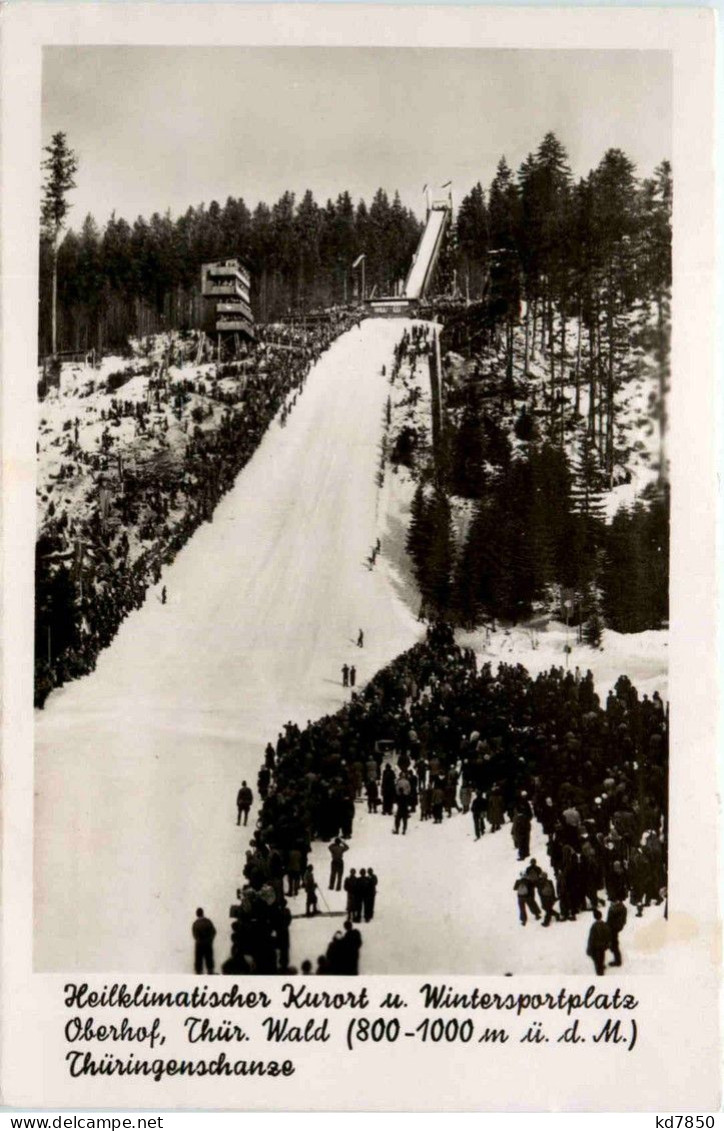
left=403, top=131, right=670, bottom=638
left=407, top=416, right=669, bottom=638
left=39, top=137, right=421, bottom=356
left=452, top=132, right=671, bottom=485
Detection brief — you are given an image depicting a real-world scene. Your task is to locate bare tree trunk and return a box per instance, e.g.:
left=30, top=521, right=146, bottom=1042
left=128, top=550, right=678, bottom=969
left=506, top=317, right=515, bottom=409
left=606, top=295, right=615, bottom=485
left=597, top=322, right=605, bottom=458
left=523, top=293, right=530, bottom=374
left=588, top=319, right=596, bottom=438
left=657, top=290, right=667, bottom=484
left=531, top=294, right=537, bottom=360
left=51, top=234, right=58, bottom=355
left=548, top=294, right=555, bottom=403
left=574, top=300, right=583, bottom=416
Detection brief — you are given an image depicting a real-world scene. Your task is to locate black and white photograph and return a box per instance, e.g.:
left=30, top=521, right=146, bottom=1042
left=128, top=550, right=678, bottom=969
left=1, top=2, right=719, bottom=1112
left=32, top=43, right=675, bottom=978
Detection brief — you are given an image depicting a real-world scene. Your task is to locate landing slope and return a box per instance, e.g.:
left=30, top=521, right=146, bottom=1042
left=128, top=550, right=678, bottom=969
left=34, top=318, right=422, bottom=972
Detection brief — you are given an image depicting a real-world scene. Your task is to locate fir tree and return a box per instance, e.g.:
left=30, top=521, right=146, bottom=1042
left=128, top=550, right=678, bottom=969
left=41, top=132, right=78, bottom=354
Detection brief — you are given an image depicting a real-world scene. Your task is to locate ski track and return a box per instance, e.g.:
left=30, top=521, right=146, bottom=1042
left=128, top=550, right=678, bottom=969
left=34, top=317, right=668, bottom=976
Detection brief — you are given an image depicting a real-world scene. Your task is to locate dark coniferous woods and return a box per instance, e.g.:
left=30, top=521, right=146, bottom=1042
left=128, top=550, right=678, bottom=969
left=38, top=185, right=421, bottom=356
left=37, top=128, right=671, bottom=656
left=402, top=132, right=671, bottom=638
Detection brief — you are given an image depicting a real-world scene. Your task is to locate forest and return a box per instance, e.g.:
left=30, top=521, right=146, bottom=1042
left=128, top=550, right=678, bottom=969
left=38, top=183, right=422, bottom=355
left=402, top=133, right=671, bottom=637
left=38, top=129, right=671, bottom=638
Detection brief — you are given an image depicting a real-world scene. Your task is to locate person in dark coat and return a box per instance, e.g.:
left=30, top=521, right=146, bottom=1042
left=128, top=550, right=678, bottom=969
left=513, top=875, right=541, bottom=925
left=325, top=932, right=346, bottom=974
left=362, top=868, right=378, bottom=922
left=286, top=846, right=303, bottom=897
left=607, top=899, right=628, bottom=967
left=340, top=796, right=355, bottom=839
left=524, top=858, right=543, bottom=893
left=431, top=782, right=445, bottom=825
left=257, top=766, right=271, bottom=800
left=539, top=872, right=559, bottom=927
left=328, top=837, right=349, bottom=890
left=192, top=908, right=216, bottom=974
left=393, top=793, right=410, bottom=835
left=236, top=781, right=253, bottom=826
left=580, top=843, right=603, bottom=909
left=606, top=859, right=628, bottom=903
left=557, top=867, right=575, bottom=922
left=512, top=810, right=531, bottom=860
left=341, top=920, right=363, bottom=974
left=488, top=786, right=504, bottom=832
left=586, top=909, right=612, bottom=975
left=341, top=664, right=349, bottom=688
left=365, top=778, right=380, bottom=813
left=303, top=866, right=318, bottom=916
left=472, top=790, right=486, bottom=839
left=344, top=868, right=361, bottom=919
left=350, top=870, right=365, bottom=922
left=275, top=903, right=292, bottom=970
left=381, top=765, right=396, bottom=815
left=628, top=846, right=648, bottom=916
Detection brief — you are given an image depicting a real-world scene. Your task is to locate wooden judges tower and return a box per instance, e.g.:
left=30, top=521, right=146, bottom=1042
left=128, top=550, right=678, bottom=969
left=201, top=258, right=255, bottom=353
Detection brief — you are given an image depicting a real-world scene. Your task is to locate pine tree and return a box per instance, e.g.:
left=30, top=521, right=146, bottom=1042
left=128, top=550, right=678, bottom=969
left=41, top=132, right=78, bottom=355
left=488, top=158, right=521, bottom=399
left=426, top=488, right=454, bottom=614
left=581, top=579, right=605, bottom=646
left=514, top=404, right=536, bottom=442
left=570, top=432, right=606, bottom=521
left=452, top=502, right=484, bottom=627
left=450, top=390, right=485, bottom=497
left=406, top=483, right=426, bottom=558
left=639, top=161, right=672, bottom=483
left=591, top=148, right=639, bottom=481
left=455, top=182, right=488, bottom=298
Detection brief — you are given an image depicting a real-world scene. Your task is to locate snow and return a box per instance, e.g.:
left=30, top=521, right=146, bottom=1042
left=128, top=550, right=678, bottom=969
left=34, top=318, right=424, bottom=973
left=290, top=802, right=669, bottom=976
left=37, top=347, right=255, bottom=570
left=35, top=317, right=669, bottom=977
left=444, top=299, right=665, bottom=523
left=458, top=621, right=668, bottom=702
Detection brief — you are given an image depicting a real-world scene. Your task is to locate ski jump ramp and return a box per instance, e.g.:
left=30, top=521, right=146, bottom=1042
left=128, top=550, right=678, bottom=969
left=404, top=203, right=450, bottom=300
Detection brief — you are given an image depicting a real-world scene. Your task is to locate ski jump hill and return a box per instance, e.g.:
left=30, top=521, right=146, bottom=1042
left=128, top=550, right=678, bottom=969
left=403, top=202, right=449, bottom=300
left=368, top=193, right=451, bottom=315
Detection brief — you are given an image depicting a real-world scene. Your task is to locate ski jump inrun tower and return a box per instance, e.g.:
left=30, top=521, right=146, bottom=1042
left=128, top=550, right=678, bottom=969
left=368, top=183, right=453, bottom=315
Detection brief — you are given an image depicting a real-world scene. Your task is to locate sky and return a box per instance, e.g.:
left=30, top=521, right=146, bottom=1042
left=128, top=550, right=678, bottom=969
left=41, top=46, right=671, bottom=229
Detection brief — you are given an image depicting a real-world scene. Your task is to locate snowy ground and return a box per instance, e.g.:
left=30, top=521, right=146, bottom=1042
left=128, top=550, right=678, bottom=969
left=458, top=620, right=668, bottom=702
left=35, top=317, right=669, bottom=976
left=443, top=299, right=666, bottom=521
left=34, top=318, right=424, bottom=973
left=291, top=802, right=669, bottom=976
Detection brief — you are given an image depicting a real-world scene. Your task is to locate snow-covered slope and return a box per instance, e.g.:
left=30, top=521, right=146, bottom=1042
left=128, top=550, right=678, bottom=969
left=35, top=317, right=668, bottom=976
left=290, top=801, right=668, bottom=976
left=34, top=319, right=424, bottom=972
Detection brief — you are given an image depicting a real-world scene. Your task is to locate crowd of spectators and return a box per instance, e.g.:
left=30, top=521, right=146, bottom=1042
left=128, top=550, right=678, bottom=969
left=35, top=312, right=362, bottom=707
left=229, top=621, right=668, bottom=972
